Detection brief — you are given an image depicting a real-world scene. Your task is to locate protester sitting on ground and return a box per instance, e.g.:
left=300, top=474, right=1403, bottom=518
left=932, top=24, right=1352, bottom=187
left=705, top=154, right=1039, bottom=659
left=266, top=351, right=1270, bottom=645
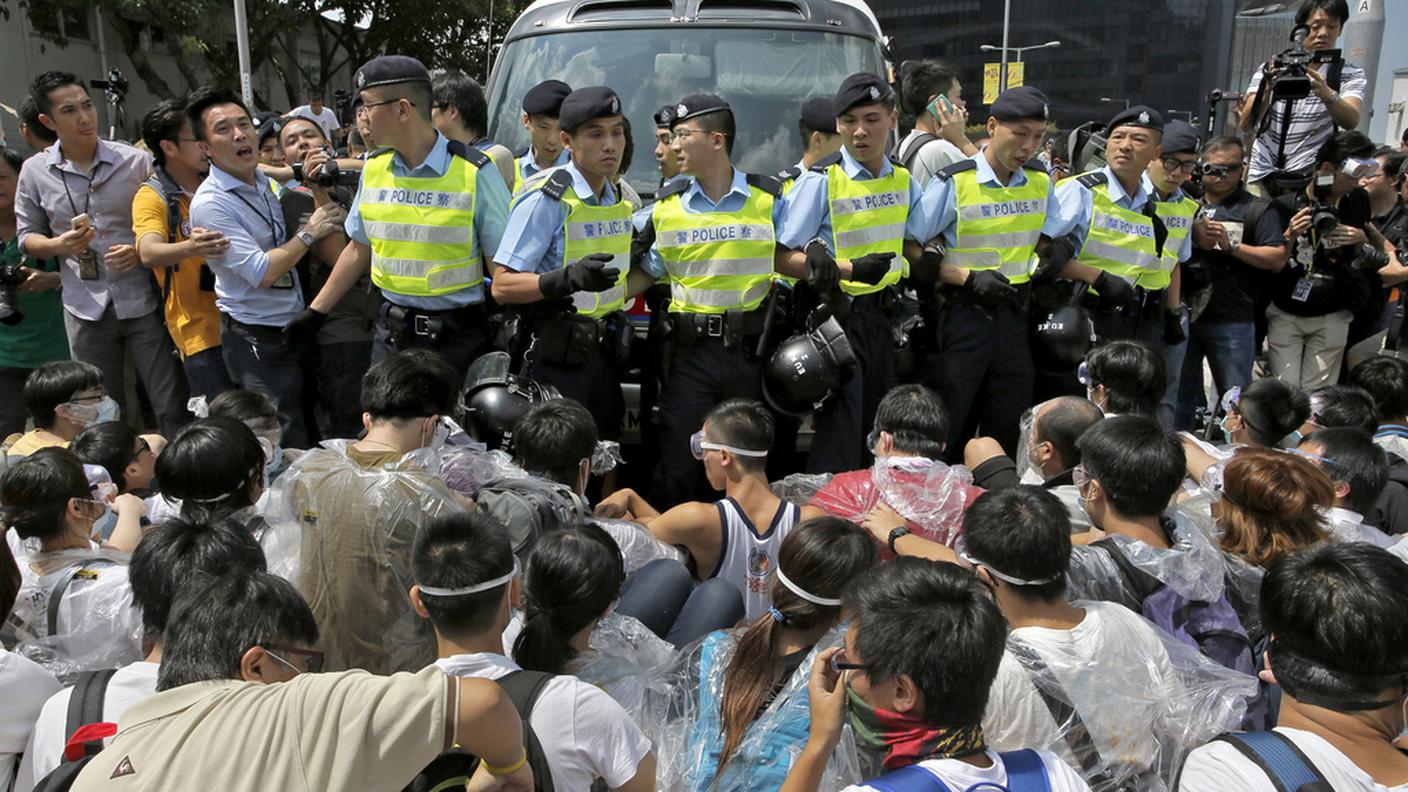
left=69, top=421, right=155, bottom=548
left=1296, top=427, right=1394, bottom=546
left=678, top=516, right=878, bottom=792
left=1303, top=384, right=1381, bottom=436
left=0, top=540, right=60, bottom=792
left=280, top=349, right=466, bottom=674
left=780, top=557, right=1092, bottom=792
left=14, top=516, right=267, bottom=792
left=207, top=388, right=293, bottom=481
left=6, top=361, right=114, bottom=460
left=0, top=448, right=143, bottom=682
left=1182, top=377, right=1312, bottom=484
left=65, top=569, right=534, bottom=792
left=1080, top=340, right=1166, bottom=418
left=1180, top=543, right=1408, bottom=791
left=409, top=512, right=655, bottom=792
left=597, top=399, right=798, bottom=622
left=1351, top=355, right=1408, bottom=462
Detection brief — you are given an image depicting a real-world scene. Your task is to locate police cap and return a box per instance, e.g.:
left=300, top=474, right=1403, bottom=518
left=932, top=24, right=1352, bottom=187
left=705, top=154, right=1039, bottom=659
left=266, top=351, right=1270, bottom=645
left=254, top=112, right=283, bottom=146
left=990, top=86, right=1050, bottom=122
left=522, top=80, right=572, bottom=117
left=1106, top=105, right=1164, bottom=135
left=800, top=97, right=837, bottom=134
left=653, top=104, right=676, bottom=129
left=833, top=73, right=895, bottom=117
left=1161, top=119, right=1201, bottom=155
left=559, top=86, right=623, bottom=133
left=354, top=55, right=430, bottom=92
left=671, top=94, right=731, bottom=127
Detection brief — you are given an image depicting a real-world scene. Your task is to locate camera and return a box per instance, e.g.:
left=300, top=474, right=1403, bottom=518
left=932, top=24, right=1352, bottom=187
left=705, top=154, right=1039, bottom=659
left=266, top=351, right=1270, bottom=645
left=291, top=158, right=360, bottom=190
left=0, top=260, right=28, bottom=326
left=1309, top=171, right=1340, bottom=238
left=90, top=68, right=129, bottom=108
left=1267, top=26, right=1340, bottom=102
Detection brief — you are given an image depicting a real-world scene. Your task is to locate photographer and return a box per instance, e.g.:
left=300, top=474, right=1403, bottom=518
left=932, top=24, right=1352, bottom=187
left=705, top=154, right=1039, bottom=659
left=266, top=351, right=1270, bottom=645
left=1239, top=0, right=1365, bottom=197
left=1267, top=130, right=1378, bottom=390
left=1345, top=147, right=1408, bottom=366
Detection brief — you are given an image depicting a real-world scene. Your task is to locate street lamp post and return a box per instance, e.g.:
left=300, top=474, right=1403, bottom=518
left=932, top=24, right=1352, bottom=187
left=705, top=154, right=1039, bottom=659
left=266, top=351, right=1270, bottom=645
left=978, top=40, right=1061, bottom=91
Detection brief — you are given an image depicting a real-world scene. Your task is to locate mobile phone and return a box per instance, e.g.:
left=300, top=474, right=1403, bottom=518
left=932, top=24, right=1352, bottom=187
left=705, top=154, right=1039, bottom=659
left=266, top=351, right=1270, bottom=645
left=71, top=213, right=91, bottom=233
left=71, top=214, right=100, bottom=279
left=927, top=95, right=956, bottom=119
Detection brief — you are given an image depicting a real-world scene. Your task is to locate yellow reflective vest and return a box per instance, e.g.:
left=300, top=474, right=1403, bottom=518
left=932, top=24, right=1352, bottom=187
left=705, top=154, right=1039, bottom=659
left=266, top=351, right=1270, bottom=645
left=940, top=159, right=1050, bottom=285
left=520, top=167, right=630, bottom=319
left=651, top=174, right=780, bottom=314
left=818, top=155, right=912, bottom=296
left=1070, top=170, right=1162, bottom=286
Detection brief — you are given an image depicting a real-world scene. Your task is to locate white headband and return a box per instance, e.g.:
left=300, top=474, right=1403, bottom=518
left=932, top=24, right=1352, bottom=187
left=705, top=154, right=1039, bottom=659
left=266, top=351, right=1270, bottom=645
left=417, top=557, right=520, bottom=597
left=775, top=566, right=842, bottom=607
left=958, top=551, right=1061, bottom=587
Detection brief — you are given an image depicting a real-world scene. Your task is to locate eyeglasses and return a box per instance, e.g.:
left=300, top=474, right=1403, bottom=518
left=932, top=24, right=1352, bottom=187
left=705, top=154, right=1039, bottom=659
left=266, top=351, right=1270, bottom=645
left=1161, top=157, right=1199, bottom=175
left=361, top=98, right=412, bottom=111
left=1072, top=465, right=1091, bottom=491
left=1200, top=162, right=1238, bottom=178
left=668, top=129, right=714, bottom=143
left=260, top=645, right=324, bottom=674
left=830, top=649, right=869, bottom=673
left=689, top=429, right=769, bottom=461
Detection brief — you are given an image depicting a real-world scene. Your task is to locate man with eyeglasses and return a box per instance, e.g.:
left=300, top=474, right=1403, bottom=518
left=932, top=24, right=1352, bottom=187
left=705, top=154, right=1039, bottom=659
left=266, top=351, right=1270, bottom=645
left=1344, top=146, right=1408, bottom=367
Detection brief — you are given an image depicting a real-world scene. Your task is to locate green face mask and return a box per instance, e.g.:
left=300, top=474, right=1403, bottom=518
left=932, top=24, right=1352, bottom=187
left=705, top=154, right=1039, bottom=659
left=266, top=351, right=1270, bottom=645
left=844, top=682, right=989, bottom=771
left=846, top=684, right=889, bottom=750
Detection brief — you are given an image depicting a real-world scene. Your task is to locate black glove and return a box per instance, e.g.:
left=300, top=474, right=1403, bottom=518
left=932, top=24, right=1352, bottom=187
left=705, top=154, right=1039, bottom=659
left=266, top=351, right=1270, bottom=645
left=849, top=252, right=896, bottom=285
left=284, top=308, right=327, bottom=349
left=909, top=246, right=945, bottom=286
left=538, top=253, right=619, bottom=300
left=1031, top=237, right=1076, bottom=284
left=804, top=239, right=840, bottom=293
left=963, top=269, right=1019, bottom=307
left=630, top=221, right=656, bottom=268
left=1093, top=271, right=1136, bottom=313
left=1163, top=308, right=1187, bottom=345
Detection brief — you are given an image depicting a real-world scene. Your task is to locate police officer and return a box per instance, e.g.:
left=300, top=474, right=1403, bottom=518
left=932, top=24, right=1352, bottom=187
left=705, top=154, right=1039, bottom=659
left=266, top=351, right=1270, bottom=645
left=1048, top=105, right=1164, bottom=345
left=776, top=73, right=931, bottom=474
left=653, top=105, right=680, bottom=184
left=1140, top=119, right=1201, bottom=425
left=918, top=86, right=1067, bottom=457
left=491, top=86, right=629, bottom=440
left=287, top=55, right=511, bottom=385
left=511, top=79, right=573, bottom=194
left=627, top=93, right=785, bottom=506
left=777, top=97, right=844, bottom=193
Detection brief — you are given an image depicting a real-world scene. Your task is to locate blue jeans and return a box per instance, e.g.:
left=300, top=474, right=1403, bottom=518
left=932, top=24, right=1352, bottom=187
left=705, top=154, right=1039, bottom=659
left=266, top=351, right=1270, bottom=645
left=616, top=558, right=745, bottom=649
left=1175, top=321, right=1255, bottom=430
left=221, top=316, right=310, bottom=448
left=1135, top=309, right=1187, bottom=429
left=182, top=346, right=235, bottom=401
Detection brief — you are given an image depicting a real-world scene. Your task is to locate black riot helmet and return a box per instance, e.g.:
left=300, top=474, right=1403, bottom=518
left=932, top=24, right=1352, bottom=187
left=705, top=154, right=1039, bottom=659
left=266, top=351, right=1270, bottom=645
left=1032, top=301, right=1097, bottom=372
left=762, top=315, right=856, bottom=417
left=458, top=352, right=561, bottom=450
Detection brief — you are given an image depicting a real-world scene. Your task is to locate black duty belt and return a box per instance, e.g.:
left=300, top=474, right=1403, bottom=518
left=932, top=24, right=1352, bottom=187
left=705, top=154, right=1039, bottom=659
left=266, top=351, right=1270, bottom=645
left=669, top=308, right=766, bottom=347
left=383, top=303, right=486, bottom=344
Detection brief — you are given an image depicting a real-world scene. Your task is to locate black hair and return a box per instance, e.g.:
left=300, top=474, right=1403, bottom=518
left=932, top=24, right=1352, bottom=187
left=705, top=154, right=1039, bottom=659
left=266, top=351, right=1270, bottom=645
left=1034, top=397, right=1104, bottom=471
left=845, top=557, right=1007, bottom=725
left=157, top=417, right=264, bottom=523
left=141, top=98, right=188, bottom=168
left=1350, top=356, right=1408, bottom=421
left=208, top=389, right=280, bottom=433
left=23, top=360, right=103, bottom=429
left=376, top=81, right=433, bottom=123
left=512, top=523, right=625, bottom=675
left=185, top=85, right=250, bottom=142
left=278, top=116, right=328, bottom=146
left=1238, top=377, right=1312, bottom=447
left=1202, top=135, right=1244, bottom=157
left=19, top=97, right=57, bottom=145
left=1085, top=340, right=1165, bottom=417
left=901, top=61, right=961, bottom=116
left=348, top=126, right=366, bottom=150
left=431, top=70, right=489, bottom=138
left=693, top=109, right=736, bottom=156
left=1295, top=0, right=1350, bottom=27
left=157, top=569, right=319, bottom=691
left=1077, top=415, right=1185, bottom=518
left=1310, top=385, right=1380, bottom=435
left=704, top=398, right=773, bottom=472
left=0, top=148, right=21, bottom=177
left=873, top=384, right=949, bottom=459
left=1308, top=427, right=1389, bottom=516
left=360, top=349, right=458, bottom=421
left=1262, top=543, right=1408, bottom=711
left=130, top=517, right=268, bottom=640
left=1373, top=146, right=1407, bottom=189
left=70, top=421, right=140, bottom=492
left=1316, top=129, right=1375, bottom=167
left=0, top=448, right=90, bottom=540
left=619, top=115, right=634, bottom=176
left=29, top=70, right=84, bottom=116
left=513, top=399, right=597, bottom=487
left=412, top=511, right=516, bottom=638
left=962, top=486, right=1071, bottom=603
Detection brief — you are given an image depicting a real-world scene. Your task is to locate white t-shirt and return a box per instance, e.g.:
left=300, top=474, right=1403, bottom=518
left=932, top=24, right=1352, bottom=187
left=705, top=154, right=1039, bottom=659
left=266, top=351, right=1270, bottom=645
left=1180, top=727, right=1408, bottom=791
left=896, top=129, right=965, bottom=188
left=13, top=661, right=159, bottom=792
left=0, top=649, right=61, bottom=792
left=288, top=105, right=341, bottom=139
left=435, top=652, right=651, bottom=791
left=843, top=748, right=1091, bottom=792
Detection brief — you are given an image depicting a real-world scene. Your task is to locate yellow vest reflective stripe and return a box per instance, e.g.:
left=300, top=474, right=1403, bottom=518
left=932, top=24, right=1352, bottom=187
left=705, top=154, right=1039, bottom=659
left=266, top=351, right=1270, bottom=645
left=558, top=182, right=630, bottom=319
left=826, top=162, right=910, bottom=296
left=360, top=150, right=483, bottom=297
left=511, top=157, right=524, bottom=195
left=652, top=187, right=776, bottom=314
left=1074, top=173, right=1161, bottom=285
left=949, top=166, right=1050, bottom=284
left=1142, top=193, right=1197, bottom=290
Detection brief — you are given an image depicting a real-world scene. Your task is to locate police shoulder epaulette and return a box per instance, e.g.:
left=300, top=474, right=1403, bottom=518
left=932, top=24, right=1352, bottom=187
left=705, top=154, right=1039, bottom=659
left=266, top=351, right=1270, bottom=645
left=777, top=166, right=802, bottom=182
left=809, top=152, right=844, bottom=173
left=1076, top=170, right=1108, bottom=189
left=746, top=172, right=784, bottom=197
left=513, top=145, right=531, bottom=159
left=888, top=154, right=909, bottom=172
left=537, top=168, right=574, bottom=201
left=367, top=146, right=396, bottom=160
left=445, top=139, right=490, bottom=169
left=656, top=179, right=690, bottom=200
left=935, top=159, right=979, bottom=182
left=1022, top=158, right=1047, bottom=173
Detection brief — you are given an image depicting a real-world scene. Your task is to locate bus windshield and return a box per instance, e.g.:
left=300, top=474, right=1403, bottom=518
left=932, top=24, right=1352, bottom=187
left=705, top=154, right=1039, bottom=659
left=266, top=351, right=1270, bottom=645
left=487, top=26, right=884, bottom=193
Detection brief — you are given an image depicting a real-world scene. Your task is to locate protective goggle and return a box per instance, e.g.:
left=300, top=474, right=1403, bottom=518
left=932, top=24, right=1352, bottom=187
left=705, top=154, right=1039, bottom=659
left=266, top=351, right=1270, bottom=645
left=689, top=430, right=769, bottom=461
left=1199, top=162, right=1238, bottom=178
left=1220, top=385, right=1242, bottom=415
left=958, top=550, right=1062, bottom=587
left=1288, top=447, right=1346, bottom=471
left=417, top=557, right=521, bottom=597
left=1077, top=361, right=1093, bottom=388
left=1341, top=156, right=1379, bottom=180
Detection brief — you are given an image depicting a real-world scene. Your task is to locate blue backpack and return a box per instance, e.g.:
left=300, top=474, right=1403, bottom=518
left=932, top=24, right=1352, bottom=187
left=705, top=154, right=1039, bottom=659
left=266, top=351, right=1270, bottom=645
left=864, top=749, right=1051, bottom=792
left=1214, top=731, right=1332, bottom=792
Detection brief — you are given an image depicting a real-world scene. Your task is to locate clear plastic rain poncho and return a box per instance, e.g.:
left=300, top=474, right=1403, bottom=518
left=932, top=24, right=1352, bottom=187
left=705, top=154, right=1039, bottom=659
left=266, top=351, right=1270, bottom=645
left=1067, top=504, right=1228, bottom=611
left=594, top=518, right=687, bottom=578
left=1375, top=430, right=1408, bottom=466
left=983, top=601, right=1258, bottom=792
left=781, top=457, right=975, bottom=548
left=1011, top=403, right=1093, bottom=533
left=654, top=626, right=862, bottom=792
left=270, top=440, right=463, bottom=675
left=2, top=547, right=143, bottom=684
left=570, top=613, right=681, bottom=742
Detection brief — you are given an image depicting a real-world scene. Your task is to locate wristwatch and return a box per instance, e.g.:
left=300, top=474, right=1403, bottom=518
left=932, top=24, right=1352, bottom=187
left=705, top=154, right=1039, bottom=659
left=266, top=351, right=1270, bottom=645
left=887, top=526, right=910, bottom=554
left=295, top=229, right=316, bottom=248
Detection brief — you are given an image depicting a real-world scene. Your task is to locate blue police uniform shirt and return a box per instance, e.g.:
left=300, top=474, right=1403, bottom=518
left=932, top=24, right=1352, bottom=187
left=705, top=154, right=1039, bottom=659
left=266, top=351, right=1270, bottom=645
left=1047, top=164, right=1151, bottom=252
left=496, top=160, right=619, bottom=274
left=344, top=131, right=511, bottom=309
left=1141, top=172, right=1194, bottom=264
left=518, top=148, right=571, bottom=184
left=918, top=149, right=1065, bottom=248
left=635, top=167, right=786, bottom=280
left=776, top=146, right=931, bottom=253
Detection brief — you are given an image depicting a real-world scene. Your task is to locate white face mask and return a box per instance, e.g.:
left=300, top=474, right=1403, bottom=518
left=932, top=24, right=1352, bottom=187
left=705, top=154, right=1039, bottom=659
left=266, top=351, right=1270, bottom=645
left=66, top=396, right=120, bottom=426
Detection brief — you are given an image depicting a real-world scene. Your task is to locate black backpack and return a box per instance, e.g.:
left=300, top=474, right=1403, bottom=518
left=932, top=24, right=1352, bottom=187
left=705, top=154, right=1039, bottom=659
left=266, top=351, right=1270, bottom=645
left=32, top=669, right=118, bottom=792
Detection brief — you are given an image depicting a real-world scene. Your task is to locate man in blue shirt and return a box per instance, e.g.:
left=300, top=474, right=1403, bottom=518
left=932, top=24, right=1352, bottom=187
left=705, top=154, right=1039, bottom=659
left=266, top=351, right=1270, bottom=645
left=512, top=80, right=573, bottom=194
left=188, top=86, right=347, bottom=448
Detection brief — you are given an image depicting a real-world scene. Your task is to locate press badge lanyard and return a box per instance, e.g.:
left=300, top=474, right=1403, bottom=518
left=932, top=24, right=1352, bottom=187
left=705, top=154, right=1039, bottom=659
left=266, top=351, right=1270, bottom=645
left=60, top=161, right=103, bottom=220
left=230, top=188, right=284, bottom=244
